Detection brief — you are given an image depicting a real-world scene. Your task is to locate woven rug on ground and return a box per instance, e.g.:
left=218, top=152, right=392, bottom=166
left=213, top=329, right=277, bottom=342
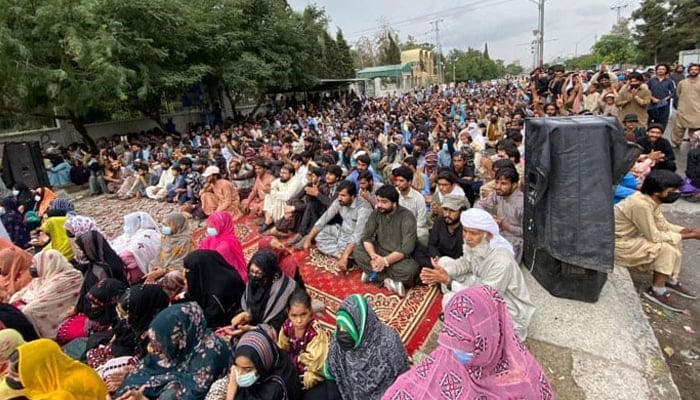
left=74, top=196, right=442, bottom=355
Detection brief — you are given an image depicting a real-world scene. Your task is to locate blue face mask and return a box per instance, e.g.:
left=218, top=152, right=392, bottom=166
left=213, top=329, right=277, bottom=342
left=236, top=370, right=258, bottom=388
left=161, top=226, right=172, bottom=236
left=206, top=227, right=218, bottom=237
left=453, top=350, right=474, bottom=365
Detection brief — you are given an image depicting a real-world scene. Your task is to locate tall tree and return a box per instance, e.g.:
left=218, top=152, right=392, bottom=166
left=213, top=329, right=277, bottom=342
left=632, top=0, right=671, bottom=64
left=353, top=36, right=378, bottom=68
left=0, top=0, right=130, bottom=149
left=335, top=29, right=356, bottom=79
left=322, top=31, right=339, bottom=79
left=484, top=43, right=490, bottom=60
left=666, top=0, right=700, bottom=55
left=380, top=33, right=402, bottom=65
left=592, top=34, right=638, bottom=64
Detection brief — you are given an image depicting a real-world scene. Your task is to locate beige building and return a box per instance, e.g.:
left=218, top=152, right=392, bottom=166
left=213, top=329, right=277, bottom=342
left=401, top=48, right=437, bottom=87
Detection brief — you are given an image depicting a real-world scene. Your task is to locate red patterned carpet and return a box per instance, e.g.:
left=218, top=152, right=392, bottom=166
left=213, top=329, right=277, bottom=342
left=75, top=195, right=442, bottom=355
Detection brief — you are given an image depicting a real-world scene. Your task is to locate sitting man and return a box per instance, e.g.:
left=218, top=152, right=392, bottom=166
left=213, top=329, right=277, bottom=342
left=354, top=185, right=419, bottom=297
left=420, top=208, right=535, bottom=340
left=638, top=123, right=677, bottom=172
left=199, top=165, right=240, bottom=219
left=260, top=164, right=304, bottom=233
left=346, top=154, right=382, bottom=192
left=392, top=166, right=429, bottom=245
left=430, top=170, right=466, bottom=218
left=242, top=160, right=275, bottom=218
left=413, top=194, right=466, bottom=271
left=358, top=170, right=383, bottom=208
left=476, top=167, right=524, bottom=262
left=303, top=180, right=373, bottom=273
left=622, top=113, right=647, bottom=143
left=289, top=165, right=344, bottom=247
left=615, top=170, right=700, bottom=312
left=115, top=163, right=151, bottom=200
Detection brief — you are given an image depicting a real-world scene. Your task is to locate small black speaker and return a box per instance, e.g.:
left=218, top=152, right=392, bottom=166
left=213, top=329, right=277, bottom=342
left=2, top=141, right=50, bottom=189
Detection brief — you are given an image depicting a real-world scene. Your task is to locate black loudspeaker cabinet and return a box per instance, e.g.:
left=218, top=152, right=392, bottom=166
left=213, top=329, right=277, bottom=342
left=523, top=116, right=638, bottom=303
left=2, top=141, right=50, bottom=189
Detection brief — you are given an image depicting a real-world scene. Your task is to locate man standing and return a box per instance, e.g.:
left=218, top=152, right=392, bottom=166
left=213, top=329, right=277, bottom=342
left=413, top=194, right=466, bottom=270
left=354, top=185, right=419, bottom=297
left=392, top=166, right=429, bottom=245
left=242, top=161, right=274, bottom=218
left=615, top=170, right=700, bottom=312
left=638, top=124, right=677, bottom=172
left=476, top=168, right=524, bottom=262
left=647, top=64, right=676, bottom=130
left=616, top=72, right=652, bottom=127
left=672, top=63, right=700, bottom=148
left=303, top=181, right=373, bottom=273
left=420, top=208, right=535, bottom=340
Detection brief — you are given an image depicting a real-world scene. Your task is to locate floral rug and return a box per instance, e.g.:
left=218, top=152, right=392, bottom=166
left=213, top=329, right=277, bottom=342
left=74, top=195, right=442, bottom=355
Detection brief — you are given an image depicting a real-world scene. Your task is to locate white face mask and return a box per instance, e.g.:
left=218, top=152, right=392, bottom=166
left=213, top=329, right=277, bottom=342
left=11, top=190, right=19, bottom=197
left=0, top=207, right=5, bottom=216
left=34, top=195, right=41, bottom=202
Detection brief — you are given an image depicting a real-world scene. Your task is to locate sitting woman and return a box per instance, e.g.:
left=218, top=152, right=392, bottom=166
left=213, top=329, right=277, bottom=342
left=3, top=338, right=108, bottom=399
left=0, top=241, right=33, bottom=302
left=258, top=236, right=305, bottom=289
left=227, top=249, right=298, bottom=337
left=382, top=285, right=554, bottom=399
left=0, top=198, right=30, bottom=248
left=64, top=214, right=101, bottom=263
left=115, top=302, right=232, bottom=400
left=9, top=250, right=83, bottom=339
left=46, top=153, right=73, bottom=187
left=324, top=294, right=409, bottom=400
left=144, top=212, right=195, bottom=294
left=95, top=284, right=170, bottom=393
left=0, top=329, right=24, bottom=381
left=277, top=290, right=336, bottom=395
left=111, top=211, right=161, bottom=283
left=28, top=186, right=57, bottom=221
left=10, top=183, right=35, bottom=215
left=35, top=213, right=74, bottom=261
left=198, top=211, right=248, bottom=282
left=183, top=250, right=246, bottom=329
left=206, top=327, right=303, bottom=400
left=0, top=304, right=39, bottom=341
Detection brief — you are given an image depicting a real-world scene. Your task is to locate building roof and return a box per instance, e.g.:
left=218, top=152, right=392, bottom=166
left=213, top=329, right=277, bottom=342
left=356, top=64, right=413, bottom=79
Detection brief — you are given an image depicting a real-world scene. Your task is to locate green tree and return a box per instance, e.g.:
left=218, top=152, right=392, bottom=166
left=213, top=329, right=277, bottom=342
left=484, top=43, right=490, bottom=60
left=631, top=0, right=671, bottom=64
left=0, top=0, right=131, bottom=150
left=666, top=0, right=700, bottom=55
left=592, top=34, right=638, bottom=64
left=504, top=63, right=525, bottom=76
left=380, top=33, right=402, bottom=65
left=335, top=29, right=355, bottom=79
left=565, top=53, right=601, bottom=70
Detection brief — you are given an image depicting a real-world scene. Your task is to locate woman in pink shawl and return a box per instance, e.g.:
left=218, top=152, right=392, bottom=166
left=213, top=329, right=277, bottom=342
left=382, top=285, right=554, bottom=400
left=198, top=211, right=248, bottom=283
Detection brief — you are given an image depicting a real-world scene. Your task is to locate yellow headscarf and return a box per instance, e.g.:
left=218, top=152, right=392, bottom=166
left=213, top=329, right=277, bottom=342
left=17, top=339, right=107, bottom=400
left=40, top=217, right=74, bottom=261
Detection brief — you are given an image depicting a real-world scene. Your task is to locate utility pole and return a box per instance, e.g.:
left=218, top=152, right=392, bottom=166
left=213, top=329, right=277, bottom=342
left=610, top=2, right=629, bottom=24
left=429, top=19, right=444, bottom=84
left=529, top=0, right=546, bottom=67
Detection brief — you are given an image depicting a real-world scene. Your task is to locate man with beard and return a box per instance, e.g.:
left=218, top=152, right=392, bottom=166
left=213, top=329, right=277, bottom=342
left=615, top=170, right=700, bottom=312
left=672, top=63, right=700, bottom=148
left=199, top=165, right=240, bottom=219
left=228, top=158, right=254, bottom=200
left=242, top=160, right=275, bottom=217
left=647, top=64, right=676, bottom=130
left=302, top=180, right=372, bottom=273
left=392, top=166, right=429, bottom=245
left=346, top=154, right=381, bottom=192
left=289, top=165, right=343, bottom=247
left=354, top=185, right=419, bottom=297
left=476, top=168, right=524, bottom=262
left=638, top=124, right=677, bottom=172
left=260, top=164, right=304, bottom=233
left=420, top=208, right=535, bottom=340
left=616, top=72, right=652, bottom=127
left=413, top=194, right=466, bottom=271
left=358, top=170, right=383, bottom=208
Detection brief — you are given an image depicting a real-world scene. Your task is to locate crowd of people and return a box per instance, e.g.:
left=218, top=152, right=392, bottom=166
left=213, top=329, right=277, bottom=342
left=0, top=61, right=698, bottom=399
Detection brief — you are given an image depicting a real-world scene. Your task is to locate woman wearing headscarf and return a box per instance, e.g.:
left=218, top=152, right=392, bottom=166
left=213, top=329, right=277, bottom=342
left=382, top=285, right=554, bottom=400
left=9, top=250, right=83, bottom=338
left=0, top=304, right=39, bottom=341
left=32, top=186, right=57, bottom=217
left=183, top=250, right=246, bottom=329
left=144, top=212, right=195, bottom=292
left=205, top=327, right=303, bottom=400
left=111, top=211, right=161, bottom=283
left=0, top=197, right=30, bottom=248
left=226, top=249, right=297, bottom=338
left=83, top=279, right=128, bottom=350
left=46, top=153, right=73, bottom=187
left=10, top=183, right=35, bottom=215
left=115, top=302, right=232, bottom=400
left=92, top=285, right=170, bottom=393
left=198, top=211, right=248, bottom=282
left=257, top=236, right=304, bottom=289
left=3, top=338, right=108, bottom=399
left=64, top=214, right=101, bottom=264
left=37, top=214, right=74, bottom=260
left=324, top=294, right=409, bottom=400
left=0, top=242, right=33, bottom=302
left=0, top=329, right=24, bottom=381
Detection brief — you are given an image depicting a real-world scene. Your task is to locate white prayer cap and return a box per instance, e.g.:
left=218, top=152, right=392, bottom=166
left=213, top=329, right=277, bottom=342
left=460, top=208, right=514, bottom=254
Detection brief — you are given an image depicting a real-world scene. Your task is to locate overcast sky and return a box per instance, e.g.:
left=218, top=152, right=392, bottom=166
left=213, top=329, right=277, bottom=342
left=288, top=0, right=641, bottom=69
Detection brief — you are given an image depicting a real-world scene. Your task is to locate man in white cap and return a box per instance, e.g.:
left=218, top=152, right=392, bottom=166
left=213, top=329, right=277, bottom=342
left=199, top=165, right=240, bottom=219
left=420, top=208, right=535, bottom=340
